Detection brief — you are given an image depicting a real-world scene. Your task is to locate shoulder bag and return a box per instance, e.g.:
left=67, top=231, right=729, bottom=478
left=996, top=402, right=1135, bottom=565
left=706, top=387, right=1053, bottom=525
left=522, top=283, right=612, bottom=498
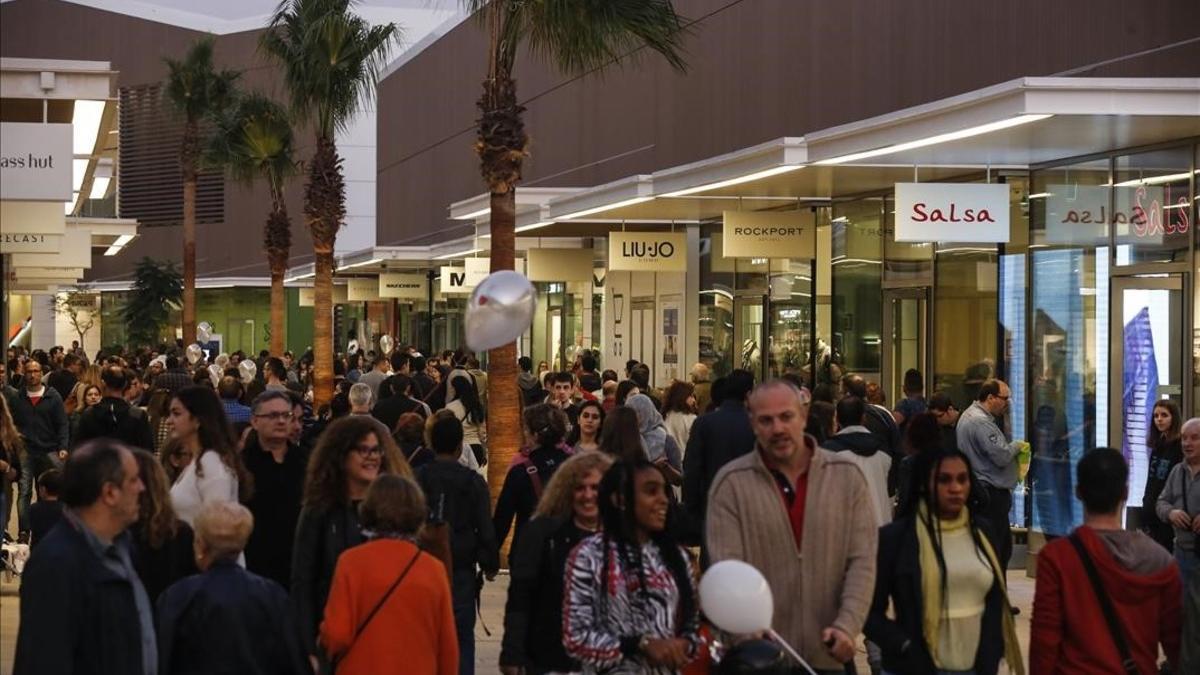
left=332, top=548, right=423, bottom=671
left=1067, top=532, right=1139, bottom=675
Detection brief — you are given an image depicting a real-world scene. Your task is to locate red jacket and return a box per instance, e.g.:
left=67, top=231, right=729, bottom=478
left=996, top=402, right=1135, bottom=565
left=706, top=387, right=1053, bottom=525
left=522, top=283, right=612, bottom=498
left=1030, top=526, right=1181, bottom=674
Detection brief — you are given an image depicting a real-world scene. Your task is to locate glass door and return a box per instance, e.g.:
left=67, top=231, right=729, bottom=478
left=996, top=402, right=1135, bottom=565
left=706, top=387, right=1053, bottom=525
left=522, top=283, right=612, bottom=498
left=882, top=287, right=931, bottom=408
left=1110, top=273, right=1189, bottom=524
left=733, top=295, right=765, bottom=379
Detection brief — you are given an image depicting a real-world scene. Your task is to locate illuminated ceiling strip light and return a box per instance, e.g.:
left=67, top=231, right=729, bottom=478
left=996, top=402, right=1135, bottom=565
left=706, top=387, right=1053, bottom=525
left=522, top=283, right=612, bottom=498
left=433, top=247, right=482, bottom=260
left=72, top=100, right=105, bottom=155
left=103, top=236, right=133, bottom=256
left=284, top=271, right=315, bottom=283
left=72, top=159, right=89, bottom=192
left=452, top=207, right=491, bottom=220
left=1026, top=192, right=1053, bottom=199
left=515, top=221, right=552, bottom=233
left=813, top=114, right=1053, bottom=165
left=89, top=176, right=111, bottom=199
left=661, top=164, right=804, bottom=197
left=556, top=196, right=653, bottom=220
left=1111, top=170, right=1199, bottom=187
left=337, top=257, right=382, bottom=271
left=64, top=192, right=79, bottom=215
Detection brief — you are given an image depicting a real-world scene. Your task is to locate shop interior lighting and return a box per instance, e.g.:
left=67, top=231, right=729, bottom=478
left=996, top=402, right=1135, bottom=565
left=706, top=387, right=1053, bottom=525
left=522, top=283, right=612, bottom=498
left=103, top=233, right=135, bottom=257
left=661, top=164, right=804, bottom=197
left=1026, top=192, right=1053, bottom=199
left=336, top=257, right=382, bottom=271
left=1110, top=170, right=1199, bottom=187
left=814, top=114, right=1053, bottom=165
left=72, top=100, right=105, bottom=155
left=556, top=196, right=653, bottom=220
left=452, top=207, right=491, bottom=220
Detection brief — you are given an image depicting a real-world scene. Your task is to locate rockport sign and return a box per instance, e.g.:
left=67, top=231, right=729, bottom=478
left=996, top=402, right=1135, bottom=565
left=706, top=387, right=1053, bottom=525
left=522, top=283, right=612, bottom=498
left=722, top=210, right=815, bottom=258
left=608, top=232, right=687, bottom=272
left=894, top=183, right=1010, bottom=243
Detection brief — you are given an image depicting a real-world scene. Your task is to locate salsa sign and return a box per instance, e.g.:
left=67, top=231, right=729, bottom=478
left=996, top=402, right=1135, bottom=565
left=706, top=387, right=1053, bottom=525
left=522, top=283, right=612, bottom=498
left=894, top=183, right=1009, bottom=243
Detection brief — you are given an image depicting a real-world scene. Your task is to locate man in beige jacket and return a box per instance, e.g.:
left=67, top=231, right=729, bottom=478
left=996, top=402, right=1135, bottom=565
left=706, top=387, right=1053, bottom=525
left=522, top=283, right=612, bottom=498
left=706, top=380, right=877, bottom=674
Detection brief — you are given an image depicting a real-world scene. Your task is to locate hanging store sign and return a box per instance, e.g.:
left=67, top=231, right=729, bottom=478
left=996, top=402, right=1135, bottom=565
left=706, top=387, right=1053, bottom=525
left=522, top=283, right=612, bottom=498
left=722, top=210, right=815, bottom=259
left=1, top=201, right=67, bottom=234
left=0, top=123, right=73, bottom=201
left=347, top=277, right=380, bottom=302
left=1, top=232, right=63, bottom=254
left=894, top=183, right=1009, bottom=243
left=608, top=232, right=687, bottom=272
left=527, top=248, right=595, bottom=282
left=1043, top=184, right=1189, bottom=245
left=379, top=273, right=426, bottom=300
left=298, top=287, right=314, bottom=307
left=10, top=227, right=92, bottom=268
left=440, top=257, right=490, bottom=294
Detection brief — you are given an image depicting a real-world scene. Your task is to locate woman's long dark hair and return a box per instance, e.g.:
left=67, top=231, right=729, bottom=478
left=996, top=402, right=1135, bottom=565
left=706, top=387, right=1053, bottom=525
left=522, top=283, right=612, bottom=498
left=566, top=399, right=605, bottom=447
left=597, top=460, right=694, bottom=626
left=904, top=412, right=942, bottom=456
left=450, top=375, right=485, bottom=425
left=172, top=385, right=253, bottom=501
left=598, top=407, right=647, bottom=463
left=1149, top=399, right=1182, bottom=449
left=661, top=381, right=695, bottom=415
left=900, top=447, right=996, bottom=603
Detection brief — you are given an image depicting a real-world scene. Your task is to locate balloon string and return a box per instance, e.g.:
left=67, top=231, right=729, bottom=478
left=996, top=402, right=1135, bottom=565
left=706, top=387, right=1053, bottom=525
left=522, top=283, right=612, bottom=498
left=766, top=629, right=819, bottom=675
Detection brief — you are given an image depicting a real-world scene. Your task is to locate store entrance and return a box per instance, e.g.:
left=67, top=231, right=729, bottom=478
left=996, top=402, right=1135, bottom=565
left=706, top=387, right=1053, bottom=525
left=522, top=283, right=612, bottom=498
left=1109, top=273, right=1190, bottom=523
left=733, top=293, right=814, bottom=382
left=882, top=287, right=931, bottom=406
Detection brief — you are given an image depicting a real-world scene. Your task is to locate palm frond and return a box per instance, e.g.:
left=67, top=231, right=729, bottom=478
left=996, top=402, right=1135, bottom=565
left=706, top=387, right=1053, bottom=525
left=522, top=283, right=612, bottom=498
left=204, top=92, right=298, bottom=191
left=163, top=37, right=242, bottom=122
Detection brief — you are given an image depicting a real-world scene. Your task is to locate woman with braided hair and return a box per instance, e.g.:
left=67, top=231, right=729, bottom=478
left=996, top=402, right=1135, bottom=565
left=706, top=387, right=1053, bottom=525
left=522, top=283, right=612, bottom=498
left=562, top=459, right=701, bottom=674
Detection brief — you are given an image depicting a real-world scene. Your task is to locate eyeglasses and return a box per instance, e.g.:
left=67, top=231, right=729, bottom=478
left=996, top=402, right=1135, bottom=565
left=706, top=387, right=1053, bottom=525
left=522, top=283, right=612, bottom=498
left=351, top=444, right=383, bottom=457
left=254, top=411, right=295, bottom=422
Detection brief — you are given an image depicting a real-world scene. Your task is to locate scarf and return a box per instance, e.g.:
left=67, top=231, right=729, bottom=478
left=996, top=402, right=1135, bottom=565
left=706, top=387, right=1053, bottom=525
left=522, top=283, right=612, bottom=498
left=915, top=502, right=1024, bottom=675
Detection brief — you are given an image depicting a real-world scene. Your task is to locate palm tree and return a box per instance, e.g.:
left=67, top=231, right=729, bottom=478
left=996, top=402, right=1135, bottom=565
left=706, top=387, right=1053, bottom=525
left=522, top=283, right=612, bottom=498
left=164, top=37, right=241, bottom=346
left=206, top=93, right=298, bottom=356
left=468, top=0, right=688, bottom=501
left=260, top=0, right=399, bottom=408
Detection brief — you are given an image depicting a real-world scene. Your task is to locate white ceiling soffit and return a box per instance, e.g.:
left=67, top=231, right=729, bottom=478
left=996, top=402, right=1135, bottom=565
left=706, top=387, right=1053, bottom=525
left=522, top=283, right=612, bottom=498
left=448, top=187, right=582, bottom=222
left=546, top=175, right=655, bottom=221
left=16, top=1, right=464, bottom=45
left=806, top=77, right=1200, bottom=167
left=652, top=137, right=807, bottom=197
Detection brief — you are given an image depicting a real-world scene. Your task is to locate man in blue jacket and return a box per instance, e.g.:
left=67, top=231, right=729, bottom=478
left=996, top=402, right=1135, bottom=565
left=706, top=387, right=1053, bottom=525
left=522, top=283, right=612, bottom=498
left=9, top=359, right=69, bottom=538
left=15, top=439, right=155, bottom=675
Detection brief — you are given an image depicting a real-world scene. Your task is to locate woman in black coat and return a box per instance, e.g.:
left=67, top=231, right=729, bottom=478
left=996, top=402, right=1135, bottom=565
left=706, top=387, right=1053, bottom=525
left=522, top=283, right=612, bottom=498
left=865, top=447, right=1023, bottom=675
left=131, top=449, right=196, bottom=603
left=290, top=416, right=412, bottom=673
left=500, top=451, right=612, bottom=675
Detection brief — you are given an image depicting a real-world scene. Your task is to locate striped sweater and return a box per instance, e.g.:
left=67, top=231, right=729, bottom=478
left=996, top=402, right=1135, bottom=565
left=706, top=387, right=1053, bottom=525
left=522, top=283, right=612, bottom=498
left=563, top=534, right=701, bottom=674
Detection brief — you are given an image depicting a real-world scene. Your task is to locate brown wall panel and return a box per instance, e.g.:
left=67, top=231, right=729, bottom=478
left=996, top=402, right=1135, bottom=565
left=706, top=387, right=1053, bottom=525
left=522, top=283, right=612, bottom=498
left=376, top=0, right=1200, bottom=246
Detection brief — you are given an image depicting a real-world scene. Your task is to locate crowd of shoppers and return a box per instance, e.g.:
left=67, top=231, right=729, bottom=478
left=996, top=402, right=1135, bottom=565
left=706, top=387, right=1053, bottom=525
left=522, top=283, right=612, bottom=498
left=4, top=339, right=1198, bottom=675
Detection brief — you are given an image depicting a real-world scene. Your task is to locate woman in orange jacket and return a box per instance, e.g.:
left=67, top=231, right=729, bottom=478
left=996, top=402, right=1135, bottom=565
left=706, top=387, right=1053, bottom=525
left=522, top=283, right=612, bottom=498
left=320, top=474, right=457, bottom=675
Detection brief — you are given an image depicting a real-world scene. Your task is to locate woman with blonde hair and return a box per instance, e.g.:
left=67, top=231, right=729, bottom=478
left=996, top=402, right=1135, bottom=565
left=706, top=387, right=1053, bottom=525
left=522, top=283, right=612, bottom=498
left=129, top=448, right=196, bottom=601
left=501, top=452, right=613, bottom=675
left=291, top=415, right=412, bottom=672
left=0, top=394, right=23, bottom=539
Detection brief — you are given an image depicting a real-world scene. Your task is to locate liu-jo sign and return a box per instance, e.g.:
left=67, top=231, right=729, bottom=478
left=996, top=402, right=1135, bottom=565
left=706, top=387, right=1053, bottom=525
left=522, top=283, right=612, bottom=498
left=607, top=232, right=686, bottom=272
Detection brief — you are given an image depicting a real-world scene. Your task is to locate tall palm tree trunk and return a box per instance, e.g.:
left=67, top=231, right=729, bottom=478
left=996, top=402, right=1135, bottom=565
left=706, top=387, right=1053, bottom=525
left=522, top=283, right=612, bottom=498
left=486, top=188, right=520, bottom=507
left=307, top=136, right=345, bottom=408
left=181, top=171, right=197, bottom=346
left=266, top=206, right=290, bottom=356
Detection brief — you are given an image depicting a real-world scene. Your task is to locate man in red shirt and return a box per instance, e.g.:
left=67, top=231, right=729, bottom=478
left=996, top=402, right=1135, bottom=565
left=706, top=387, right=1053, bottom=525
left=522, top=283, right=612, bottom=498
left=1031, top=447, right=1181, bottom=674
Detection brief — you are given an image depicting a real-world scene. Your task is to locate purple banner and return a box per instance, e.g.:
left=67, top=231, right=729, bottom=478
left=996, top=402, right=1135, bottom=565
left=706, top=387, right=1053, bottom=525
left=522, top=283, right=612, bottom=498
left=1122, top=306, right=1157, bottom=503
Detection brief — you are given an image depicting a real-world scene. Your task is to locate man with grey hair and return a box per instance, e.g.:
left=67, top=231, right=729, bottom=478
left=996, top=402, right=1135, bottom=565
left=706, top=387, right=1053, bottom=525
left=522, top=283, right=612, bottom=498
left=349, top=382, right=393, bottom=440
left=241, top=390, right=307, bottom=589
left=690, top=362, right=712, bottom=412
left=706, top=379, right=876, bottom=674
left=16, top=440, right=154, bottom=675
left=1180, top=418, right=1200, bottom=674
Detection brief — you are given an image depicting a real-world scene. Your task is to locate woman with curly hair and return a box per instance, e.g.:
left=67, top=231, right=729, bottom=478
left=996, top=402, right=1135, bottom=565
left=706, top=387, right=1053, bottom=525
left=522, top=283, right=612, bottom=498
left=291, top=415, right=412, bottom=673
left=129, top=448, right=196, bottom=602
left=167, top=385, right=253, bottom=528
left=501, top=452, right=613, bottom=675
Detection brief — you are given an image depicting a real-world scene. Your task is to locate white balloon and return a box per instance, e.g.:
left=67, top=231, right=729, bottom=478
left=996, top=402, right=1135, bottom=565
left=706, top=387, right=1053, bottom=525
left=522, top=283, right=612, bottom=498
left=347, top=339, right=359, bottom=356
left=208, top=364, right=222, bottom=387
left=465, top=271, right=536, bottom=353
left=185, top=343, right=203, bottom=365
left=379, top=334, right=395, bottom=355
left=197, top=322, right=212, bottom=343
left=699, top=560, right=774, bottom=635
left=238, top=359, right=257, bottom=384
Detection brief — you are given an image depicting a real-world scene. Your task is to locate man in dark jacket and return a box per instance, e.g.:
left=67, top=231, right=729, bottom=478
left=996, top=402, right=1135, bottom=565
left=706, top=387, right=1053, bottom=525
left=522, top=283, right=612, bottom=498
left=416, top=415, right=499, bottom=675
left=682, top=368, right=756, bottom=540
left=242, top=391, right=308, bottom=590
left=153, top=355, right=194, bottom=395
left=16, top=439, right=156, bottom=675
left=10, top=359, right=70, bottom=536
left=371, top=373, right=430, bottom=432
left=46, top=352, right=83, bottom=402
left=517, top=356, right=543, bottom=407
left=74, top=366, right=155, bottom=451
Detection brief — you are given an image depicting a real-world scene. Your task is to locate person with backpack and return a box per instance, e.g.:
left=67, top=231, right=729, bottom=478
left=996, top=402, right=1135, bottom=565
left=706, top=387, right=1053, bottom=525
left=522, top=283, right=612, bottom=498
left=493, top=404, right=571, bottom=550
left=415, top=414, right=499, bottom=675
left=1031, top=447, right=1182, bottom=674
left=72, top=366, right=155, bottom=452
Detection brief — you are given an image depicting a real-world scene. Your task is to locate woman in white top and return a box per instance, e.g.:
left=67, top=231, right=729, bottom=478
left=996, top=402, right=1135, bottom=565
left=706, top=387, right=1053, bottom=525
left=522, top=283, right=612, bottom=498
left=167, top=385, right=252, bottom=528
left=660, top=381, right=697, bottom=454
left=444, top=371, right=487, bottom=467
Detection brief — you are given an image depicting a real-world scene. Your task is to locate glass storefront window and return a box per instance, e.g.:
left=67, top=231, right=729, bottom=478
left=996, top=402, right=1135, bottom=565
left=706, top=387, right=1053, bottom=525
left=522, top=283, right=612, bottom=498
left=1113, top=147, right=1194, bottom=265
left=831, top=198, right=884, bottom=378
left=883, top=196, right=933, bottom=283
left=1031, top=158, right=1110, bottom=249
left=933, top=244, right=998, bottom=411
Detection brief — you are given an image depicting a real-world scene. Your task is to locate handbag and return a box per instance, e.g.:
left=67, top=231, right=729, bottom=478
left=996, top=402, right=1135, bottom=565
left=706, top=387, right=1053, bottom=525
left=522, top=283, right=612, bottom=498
left=332, top=548, right=423, bottom=671
left=1068, top=532, right=1139, bottom=675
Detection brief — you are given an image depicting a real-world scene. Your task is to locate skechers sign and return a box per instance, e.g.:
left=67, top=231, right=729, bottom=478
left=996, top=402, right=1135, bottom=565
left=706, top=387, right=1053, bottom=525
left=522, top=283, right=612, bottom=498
left=722, top=210, right=815, bottom=258
left=608, top=232, right=686, bottom=272
left=894, top=183, right=1009, bottom=243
